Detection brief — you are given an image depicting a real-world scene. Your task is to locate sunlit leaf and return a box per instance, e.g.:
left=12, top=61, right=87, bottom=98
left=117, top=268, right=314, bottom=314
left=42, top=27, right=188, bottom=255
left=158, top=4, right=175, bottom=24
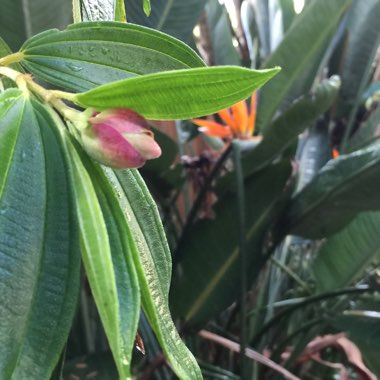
left=75, top=66, right=280, bottom=119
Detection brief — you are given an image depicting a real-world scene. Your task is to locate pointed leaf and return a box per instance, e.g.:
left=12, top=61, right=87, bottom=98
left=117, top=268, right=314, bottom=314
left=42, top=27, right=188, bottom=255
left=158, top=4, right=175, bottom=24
left=106, top=169, right=202, bottom=379
left=257, top=0, right=352, bottom=130
left=313, top=212, right=380, bottom=291
left=21, top=22, right=205, bottom=92
left=56, top=120, right=140, bottom=379
left=74, top=66, right=280, bottom=120
left=0, top=91, right=80, bottom=379
left=282, top=142, right=380, bottom=238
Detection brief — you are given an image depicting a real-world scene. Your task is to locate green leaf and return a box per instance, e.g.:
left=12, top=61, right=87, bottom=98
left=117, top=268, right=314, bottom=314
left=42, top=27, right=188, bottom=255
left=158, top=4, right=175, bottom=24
left=347, top=106, right=380, bottom=153
left=0, top=0, right=72, bottom=51
left=79, top=0, right=125, bottom=21
left=56, top=121, right=140, bottom=379
left=125, top=0, right=206, bottom=43
left=335, top=0, right=380, bottom=119
left=106, top=169, right=202, bottom=380
left=171, top=161, right=291, bottom=326
left=75, top=66, right=280, bottom=119
left=143, top=0, right=151, bottom=16
left=0, top=91, right=80, bottom=379
left=243, top=76, right=340, bottom=176
left=313, top=212, right=380, bottom=292
left=282, top=142, right=380, bottom=238
left=21, top=22, right=205, bottom=92
left=257, top=0, right=352, bottom=130
left=206, top=0, right=240, bottom=66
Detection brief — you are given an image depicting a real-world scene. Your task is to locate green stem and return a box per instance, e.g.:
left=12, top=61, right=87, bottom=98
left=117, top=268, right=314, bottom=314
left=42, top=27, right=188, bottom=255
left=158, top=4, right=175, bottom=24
left=232, top=140, right=248, bottom=378
left=0, top=51, right=24, bottom=66
left=270, top=256, right=311, bottom=294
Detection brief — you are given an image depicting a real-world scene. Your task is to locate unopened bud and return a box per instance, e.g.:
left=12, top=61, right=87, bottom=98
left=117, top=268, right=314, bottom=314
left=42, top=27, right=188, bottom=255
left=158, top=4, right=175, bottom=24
left=79, top=108, right=161, bottom=169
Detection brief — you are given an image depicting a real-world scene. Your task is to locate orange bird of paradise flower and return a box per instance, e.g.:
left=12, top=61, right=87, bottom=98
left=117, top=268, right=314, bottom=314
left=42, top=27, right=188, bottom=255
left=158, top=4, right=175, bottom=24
left=192, top=92, right=257, bottom=140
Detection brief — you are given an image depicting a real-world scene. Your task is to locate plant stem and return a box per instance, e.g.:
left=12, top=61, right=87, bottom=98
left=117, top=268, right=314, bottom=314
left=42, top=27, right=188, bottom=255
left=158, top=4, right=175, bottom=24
left=232, top=140, right=248, bottom=378
left=0, top=51, right=24, bottom=66
left=270, top=256, right=311, bottom=294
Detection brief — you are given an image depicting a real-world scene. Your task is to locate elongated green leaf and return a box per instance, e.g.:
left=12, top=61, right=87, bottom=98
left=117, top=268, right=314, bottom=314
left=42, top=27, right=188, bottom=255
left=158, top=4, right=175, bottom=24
left=257, top=0, right=352, bottom=130
left=313, top=212, right=380, bottom=291
left=106, top=169, right=202, bottom=379
left=336, top=0, right=380, bottom=119
left=282, top=142, right=380, bottom=238
left=243, top=76, right=340, bottom=176
left=171, top=161, right=291, bottom=326
left=56, top=120, right=139, bottom=379
left=0, top=0, right=72, bottom=51
left=0, top=91, right=80, bottom=379
left=143, top=0, right=151, bottom=16
left=125, top=0, right=205, bottom=43
left=21, top=22, right=205, bottom=92
left=75, top=66, right=280, bottom=119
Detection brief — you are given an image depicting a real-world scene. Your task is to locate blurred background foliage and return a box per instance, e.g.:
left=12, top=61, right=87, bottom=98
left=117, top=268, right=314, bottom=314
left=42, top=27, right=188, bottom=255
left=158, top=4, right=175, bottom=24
left=2, top=0, right=380, bottom=378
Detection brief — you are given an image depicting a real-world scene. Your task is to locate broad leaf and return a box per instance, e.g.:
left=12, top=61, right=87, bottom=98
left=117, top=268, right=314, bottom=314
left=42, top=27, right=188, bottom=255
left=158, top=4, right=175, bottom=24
left=313, top=211, right=380, bottom=291
left=171, top=161, right=291, bottom=326
left=125, top=0, right=205, bottom=43
left=56, top=119, right=140, bottom=379
left=0, top=0, right=72, bottom=51
left=79, top=0, right=126, bottom=22
left=74, top=66, right=280, bottom=119
left=0, top=90, right=80, bottom=379
left=106, top=169, right=203, bottom=379
left=282, top=142, right=380, bottom=238
left=257, top=0, right=352, bottom=130
left=21, top=22, right=205, bottom=92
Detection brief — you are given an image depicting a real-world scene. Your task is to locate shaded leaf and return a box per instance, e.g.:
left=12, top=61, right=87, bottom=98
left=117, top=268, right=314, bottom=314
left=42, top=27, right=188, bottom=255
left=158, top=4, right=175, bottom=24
left=313, top=211, right=380, bottom=291
left=106, top=169, right=202, bottom=379
left=244, top=76, right=340, bottom=176
left=75, top=66, right=280, bottom=119
left=171, top=161, right=291, bottom=327
left=21, top=22, right=205, bottom=92
left=0, top=91, right=80, bottom=379
left=335, top=0, right=380, bottom=119
left=125, top=0, right=205, bottom=43
left=257, top=0, right=352, bottom=130
left=347, top=106, right=380, bottom=153
left=206, top=0, right=240, bottom=66
left=0, top=0, right=72, bottom=51
left=282, top=142, right=380, bottom=238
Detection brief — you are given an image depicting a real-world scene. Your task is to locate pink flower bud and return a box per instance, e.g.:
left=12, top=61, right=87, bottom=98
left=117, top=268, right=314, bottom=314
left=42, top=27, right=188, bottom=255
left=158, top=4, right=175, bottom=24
left=79, top=108, right=162, bottom=169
